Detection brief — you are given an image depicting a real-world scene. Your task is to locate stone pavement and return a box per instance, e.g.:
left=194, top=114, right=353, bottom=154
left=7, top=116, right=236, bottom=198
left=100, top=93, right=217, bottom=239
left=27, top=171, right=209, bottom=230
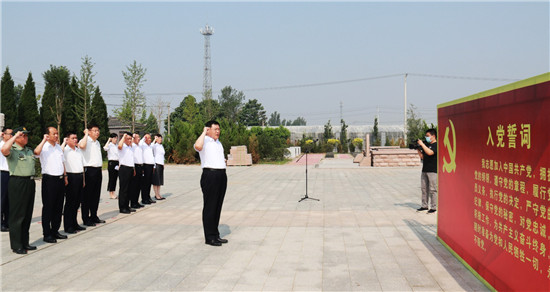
left=1, top=159, right=489, bottom=291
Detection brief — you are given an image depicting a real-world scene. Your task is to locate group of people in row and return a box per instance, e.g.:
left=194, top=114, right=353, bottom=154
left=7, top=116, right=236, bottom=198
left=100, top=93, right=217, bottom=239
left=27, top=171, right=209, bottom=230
left=0, top=125, right=166, bottom=254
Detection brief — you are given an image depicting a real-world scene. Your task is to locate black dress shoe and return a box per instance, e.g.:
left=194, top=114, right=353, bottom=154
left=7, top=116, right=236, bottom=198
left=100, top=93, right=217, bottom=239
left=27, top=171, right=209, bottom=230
left=1, top=225, right=8, bottom=232
left=149, top=200, right=156, bottom=204
left=155, top=197, right=165, bottom=200
left=131, top=203, right=144, bottom=209
left=141, top=200, right=151, bottom=205
left=416, top=207, right=428, bottom=212
left=93, top=218, right=106, bottom=224
left=24, top=244, right=37, bottom=250
left=44, top=236, right=57, bottom=243
left=65, top=229, right=77, bottom=234
left=84, top=221, right=96, bottom=227
left=75, top=225, right=86, bottom=231
left=216, top=238, right=228, bottom=244
left=120, top=209, right=131, bottom=214
left=130, top=208, right=137, bottom=212
left=205, top=239, right=222, bottom=246
left=54, top=232, right=68, bottom=239
left=13, top=248, right=27, bottom=254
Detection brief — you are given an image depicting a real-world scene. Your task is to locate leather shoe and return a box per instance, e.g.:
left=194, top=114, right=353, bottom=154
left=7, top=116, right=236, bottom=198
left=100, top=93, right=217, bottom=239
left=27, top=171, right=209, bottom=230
left=1, top=225, right=8, bottom=232
left=75, top=225, right=86, bottom=231
left=149, top=200, right=156, bottom=204
left=205, top=239, right=222, bottom=247
left=13, top=248, right=27, bottom=254
left=216, top=238, right=228, bottom=244
left=65, top=229, right=77, bottom=234
left=84, top=221, right=96, bottom=227
left=131, top=204, right=144, bottom=209
left=93, top=218, right=106, bottom=224
left=155, top=197, right=165, bottom=200
left=120, top=209, right=131, bottom=214
left=130, top=208, right=137, bottom=212
left=141, top=200, right=151, bottom=205
left=24, top=244, right=37, bottom=250
left=54, top=232, right=68, bottom=239
left=44, top=236, right=57, bottom=243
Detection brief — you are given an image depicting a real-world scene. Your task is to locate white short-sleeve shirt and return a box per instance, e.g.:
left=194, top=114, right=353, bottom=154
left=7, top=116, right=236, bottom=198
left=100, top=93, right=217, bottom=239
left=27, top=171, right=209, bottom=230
left=104, top=142, right=119, bottom=161
left=82, top=136, right=103, bottom=167
left=132, top=143, right=143, bottom=164
left=140, top=140, right=155, bottom=165
left=118, top=144, right=135, bottom=167
left=40, top=142, right=65, bottom=176
left=152, top=143, right=165, bottom=165
left=0, top=140, right=8, bottom=171
left=64, top=146, right=84, bottom=173
left=195, top=136, right=226, bottom=169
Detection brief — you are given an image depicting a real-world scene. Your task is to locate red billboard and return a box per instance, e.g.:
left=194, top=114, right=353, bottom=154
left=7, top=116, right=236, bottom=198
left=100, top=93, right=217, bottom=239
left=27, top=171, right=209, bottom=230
left=437, top=73, right=550, bottom=291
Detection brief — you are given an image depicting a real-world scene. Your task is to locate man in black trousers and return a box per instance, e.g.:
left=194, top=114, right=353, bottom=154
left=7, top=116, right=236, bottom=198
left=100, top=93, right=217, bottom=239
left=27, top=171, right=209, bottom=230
left=78, top=124, right=105, bottom=226
left=140, top=134, right=155, bottom=205
left=34, top=127, right=68, bottom=243
left=62, top=132, right=86, bottom=234
left=130, top=133, right=144, bottom=209
left=194, top=120, right=228, bottom=247
left=118, top=132, right=135, bottom=214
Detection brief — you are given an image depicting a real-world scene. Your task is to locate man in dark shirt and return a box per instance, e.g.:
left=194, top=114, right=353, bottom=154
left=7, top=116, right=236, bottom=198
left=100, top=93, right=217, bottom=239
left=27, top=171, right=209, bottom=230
left=416, top=129, right=437, bottom=213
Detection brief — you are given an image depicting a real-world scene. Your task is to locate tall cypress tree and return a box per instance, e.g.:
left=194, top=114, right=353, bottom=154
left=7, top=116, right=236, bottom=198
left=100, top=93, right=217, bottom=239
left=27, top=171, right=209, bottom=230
left=63, top=76, right=80, bottom=136
left=18, top=73, right=41, bottom=147
left=90, top=86, right=109, bottom=145
left=41, top=65, right=70, bottom=134
left=1, top=67, right=17, bottom=128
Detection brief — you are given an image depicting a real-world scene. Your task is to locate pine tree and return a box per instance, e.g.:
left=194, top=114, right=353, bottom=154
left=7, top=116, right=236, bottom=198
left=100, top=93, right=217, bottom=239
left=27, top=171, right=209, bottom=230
left=116, top=60, right=147, bottom=132
left=340, top=119, right=349, bottom=153
left=1, top=67, right=17, bottom=128
left=90, top=86, right=109, bottom=145
left=63, top=76, right=82, bottom=136
left=41, top=65, right=71, bottom=134
left=143, top=112, right=159, bottom=134
left=18, top=73, right=41, bottom=147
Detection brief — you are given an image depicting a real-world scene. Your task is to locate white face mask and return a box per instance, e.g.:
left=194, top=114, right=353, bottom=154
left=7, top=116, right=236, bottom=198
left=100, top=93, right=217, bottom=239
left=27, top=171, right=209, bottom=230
left=425, top=136, right=431, bottom=143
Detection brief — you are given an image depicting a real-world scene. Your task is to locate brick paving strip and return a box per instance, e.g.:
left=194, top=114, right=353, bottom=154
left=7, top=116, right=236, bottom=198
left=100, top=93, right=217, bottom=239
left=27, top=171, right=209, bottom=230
left=1, top=161, right=488, bottom=291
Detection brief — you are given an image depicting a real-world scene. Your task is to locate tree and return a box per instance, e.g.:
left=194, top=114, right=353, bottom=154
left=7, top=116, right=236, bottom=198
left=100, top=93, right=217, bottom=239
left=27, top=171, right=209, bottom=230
left=63, top=76, right=82, bottom=135
left=1, top=67, right=17, bottom=128
left=41, top=65, right=70, bottom=134
left=90, top=86, right=109, bottom=145
left=75, top=55, right=96, bottom=130
left=323, top=120, right=333, bottom=141
left=238, top=99, right=267, bottom=126
left=14, top=84, right=24, bottom=107
left=198, top=98, right=221, bottom=121
left=268, top=111, right=281, bottom=126
left=18, top=73, right=41, bottom=147
left=152, top=97, right=168, bottom=134
left=407, top=104, right=428, bottom=142
left=340, top=119, right=349, bottom=153
left=218, top=86, right=244, bottom=121
left=372, top=116, right=381, bottom=146
left=291, top=117, right=307, bottom=126
left=143, top=112, right=159, bottom=134
left=116, top=60, right=147, bottom=132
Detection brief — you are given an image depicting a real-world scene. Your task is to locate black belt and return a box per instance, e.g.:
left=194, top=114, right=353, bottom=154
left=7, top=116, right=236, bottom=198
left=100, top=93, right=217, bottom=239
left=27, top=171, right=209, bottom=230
left=120, top=165, right=134, bottom=168
left=67, top=172, right=84, bottom=175
left=203, top=168, right=226, bottom=172
left=11, top=175, right=34, bottom=180
left=1, top=170, right=9, bottom=174
left=43, top=174, right=64, bottom=179
left=84, top=166, right=102, bottom=169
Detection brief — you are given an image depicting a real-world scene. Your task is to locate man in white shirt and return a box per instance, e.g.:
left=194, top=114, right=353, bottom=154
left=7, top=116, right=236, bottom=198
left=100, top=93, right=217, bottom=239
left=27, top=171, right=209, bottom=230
left=0, top=128, right=13, bottom=232
left=78, top=124, right=105, bottom=226
left=152, top=134, right=166, bottom=200
left=194, top=120, right=228, bottom=247
left=103, top=133, right=119, bottom=199
left=62, top=132, right=86, bottom=234
left=130, top=133, right=144, bottom=209
left=118, top=132, right=135, bottom=214
left=34, top=127, right=68, bottom=243
left=140, top=134, right=155, bottom=205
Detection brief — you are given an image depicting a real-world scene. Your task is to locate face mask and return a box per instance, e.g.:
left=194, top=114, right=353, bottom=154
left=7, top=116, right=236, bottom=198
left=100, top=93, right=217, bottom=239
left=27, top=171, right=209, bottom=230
left=425, top=137, right=431, bottom=143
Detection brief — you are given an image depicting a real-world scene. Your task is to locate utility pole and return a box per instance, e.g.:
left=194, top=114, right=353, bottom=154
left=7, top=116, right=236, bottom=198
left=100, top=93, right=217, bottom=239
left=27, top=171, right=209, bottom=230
left=167, top=104, right=171, bottom=137
left=403, top=73, right=408, bottom=142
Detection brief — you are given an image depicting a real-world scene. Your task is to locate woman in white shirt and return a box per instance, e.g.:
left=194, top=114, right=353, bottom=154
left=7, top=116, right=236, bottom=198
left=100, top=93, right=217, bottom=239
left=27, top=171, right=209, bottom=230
left=103, top=133, right=119, bottom=199
left=152, top=134, right=165, bottom=200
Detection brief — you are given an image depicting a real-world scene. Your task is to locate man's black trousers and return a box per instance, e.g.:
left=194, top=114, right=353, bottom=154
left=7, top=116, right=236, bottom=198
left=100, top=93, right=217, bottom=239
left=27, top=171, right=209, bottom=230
left=64, top=173, right=83, bottom=231
left=141, top=164, right=154, bottom=202
left=41, top=174, right=65, bottom=237
left=82, top=167, right=102, bottom=223
left=1, top=171, right=9, bottom=228
left=8, top=176, right=35, bottom=250
left=200, top=168, right=227, bottom=241
left=118, top=165, right=133, bottom=211
left=130, top=164, right=143, bottom=205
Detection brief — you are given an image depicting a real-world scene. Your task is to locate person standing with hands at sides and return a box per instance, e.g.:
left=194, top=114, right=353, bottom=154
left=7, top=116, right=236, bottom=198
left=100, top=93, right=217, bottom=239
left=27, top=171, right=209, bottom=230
left=130, top=133, right=144, bottom=209
left=103, top=133, right=119, bottom=199
left=194, top=121, right=228, bottom=247
left=1, top=127, right=37, bottom=254
left=118, top=132, right=136, bottom=214
left=140, top=134, right=155, bottom=205
left=34, top=127, right=68, bottom=243
left=62, top=132, right=87, bottom=234
left=152, top=134, right=165, bottom=201
left=78, top=124, right=105, bottom=226
left=416, top=129, right=438, bottom=214
left=0, top=128, right=13, bottom=232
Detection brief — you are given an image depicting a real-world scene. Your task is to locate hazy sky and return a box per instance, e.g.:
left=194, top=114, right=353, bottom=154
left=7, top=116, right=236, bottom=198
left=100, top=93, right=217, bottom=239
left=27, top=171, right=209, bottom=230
left=2, top=1, right=548, bottom=126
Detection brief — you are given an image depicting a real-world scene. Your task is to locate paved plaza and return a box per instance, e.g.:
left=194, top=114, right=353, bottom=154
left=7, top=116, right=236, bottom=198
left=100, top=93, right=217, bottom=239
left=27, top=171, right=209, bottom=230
left=1, top=156, right=488, bottom=291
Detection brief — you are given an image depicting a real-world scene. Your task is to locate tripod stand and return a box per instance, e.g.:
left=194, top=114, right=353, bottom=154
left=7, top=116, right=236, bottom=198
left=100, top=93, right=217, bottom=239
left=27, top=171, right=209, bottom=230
left=297, top=149, right=319, bottom=202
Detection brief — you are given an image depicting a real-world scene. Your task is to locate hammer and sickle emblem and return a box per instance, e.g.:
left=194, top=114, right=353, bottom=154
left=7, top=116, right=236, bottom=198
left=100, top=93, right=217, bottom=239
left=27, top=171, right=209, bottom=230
left=442, top=119, right=456, bottom=173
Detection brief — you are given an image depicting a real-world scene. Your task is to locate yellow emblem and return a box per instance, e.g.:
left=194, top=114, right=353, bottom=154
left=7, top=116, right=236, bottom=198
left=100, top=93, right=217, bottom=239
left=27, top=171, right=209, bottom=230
left=442, top=119, right=456, bottom=173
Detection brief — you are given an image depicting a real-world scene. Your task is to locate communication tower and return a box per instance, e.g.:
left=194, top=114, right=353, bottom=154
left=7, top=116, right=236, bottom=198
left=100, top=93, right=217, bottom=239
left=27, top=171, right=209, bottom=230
left=200, top=24, right=214, bottom=100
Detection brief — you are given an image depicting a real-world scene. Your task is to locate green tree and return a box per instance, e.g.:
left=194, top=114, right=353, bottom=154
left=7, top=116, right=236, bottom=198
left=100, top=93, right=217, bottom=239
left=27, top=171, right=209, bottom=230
left=323, top=120, right=333, bottom=141
left=75, top=55, right=96, bottom=130
left=18, top=73, right=41, bottom=147
left=143, top=112, right=159, bottom=134
left=198, top=98, right=221, bottom=121
left=339, top=119, right=349, bottom=153
left=268, top=111, right=281, bottom=126
left=165, top=120, right=199, bottom=164
left=63, top=76, right=82, bottom=135
left=218, top=86, right=244, bottom=121
left=238, top=99, right=267, bottom=126
left=116, top=60, right=147, bottom=132
left=1, top=67, right=17, bottom=127
left=407, top=104, right=428, bottom=142
left=90, top=86, right=109, bottom=145
left=291, top=117, right=307, bottom=126
left=250, top=126, right=290, bottom=161
left=14, top=84, right=24, bottom=107
left=41, top=65, right=70, bottom=134
left=372, top=116, right=381, bottom=146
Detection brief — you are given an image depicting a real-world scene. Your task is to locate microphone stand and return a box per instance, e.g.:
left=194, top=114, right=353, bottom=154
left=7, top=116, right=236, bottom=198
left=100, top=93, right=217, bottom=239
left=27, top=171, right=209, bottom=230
left=297, top=148, right=319, bottom=202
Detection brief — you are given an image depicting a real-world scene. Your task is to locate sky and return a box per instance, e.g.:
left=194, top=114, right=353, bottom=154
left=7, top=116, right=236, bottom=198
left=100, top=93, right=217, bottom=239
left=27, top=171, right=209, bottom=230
left=2, top=1, right=549, bottom=126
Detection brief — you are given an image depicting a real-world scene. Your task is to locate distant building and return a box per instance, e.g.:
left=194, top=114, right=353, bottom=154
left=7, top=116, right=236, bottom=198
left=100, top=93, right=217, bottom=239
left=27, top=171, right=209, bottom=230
left=108, top=117, right=146, bottom=136
left=266, top=125, right=405, bottom=145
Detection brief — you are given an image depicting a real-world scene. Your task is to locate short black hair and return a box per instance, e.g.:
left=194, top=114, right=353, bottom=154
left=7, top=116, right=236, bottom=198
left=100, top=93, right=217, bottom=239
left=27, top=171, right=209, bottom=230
left=66, top=131, right=76, bottom=138
left=154, top=133, right=162, bottom=138
left=125, top=131, right=133, bottom=136
left=426, top=129, right=437, bottom=138
left=109, top=133, right=118, bottom=138
left=205, top=120, right=220, bottom=128
left=2, top=128, right=13, bottom=133
left=87, top=123, right=99, bottom=130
